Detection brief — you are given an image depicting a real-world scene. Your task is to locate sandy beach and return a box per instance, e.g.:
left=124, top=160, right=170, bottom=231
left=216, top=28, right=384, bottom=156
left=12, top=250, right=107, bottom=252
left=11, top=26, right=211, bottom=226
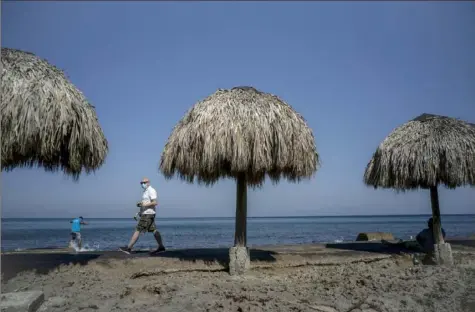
left=2, top=241, right=475, bottom=312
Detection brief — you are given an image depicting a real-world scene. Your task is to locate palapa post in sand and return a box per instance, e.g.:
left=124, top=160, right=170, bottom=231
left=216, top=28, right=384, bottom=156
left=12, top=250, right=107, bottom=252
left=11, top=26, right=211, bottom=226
left=234, top=172, right=247, bottom=247
left=160, top=86, right=319, bottom=275
left=429, top=186, right=444, bottom=245
left=364, top=113, right=475, bottom=265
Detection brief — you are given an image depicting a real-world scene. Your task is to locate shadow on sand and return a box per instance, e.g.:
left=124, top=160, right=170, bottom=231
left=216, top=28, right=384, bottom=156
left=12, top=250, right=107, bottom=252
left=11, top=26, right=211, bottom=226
left=325, top=238, right=475, bottom=255
left=147, top=247, right=277, bottom=267
left=4, top=239, right=472, bottom=282
left=1, top=252, right=102, bottom=282
left=325, top=242, right=416, bottom=255
left=1, top=247, right=277, bottom=282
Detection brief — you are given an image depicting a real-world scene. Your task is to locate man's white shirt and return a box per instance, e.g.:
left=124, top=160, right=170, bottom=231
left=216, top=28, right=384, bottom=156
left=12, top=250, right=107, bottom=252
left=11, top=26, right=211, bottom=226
left=141, top=186, right=157, bottom=215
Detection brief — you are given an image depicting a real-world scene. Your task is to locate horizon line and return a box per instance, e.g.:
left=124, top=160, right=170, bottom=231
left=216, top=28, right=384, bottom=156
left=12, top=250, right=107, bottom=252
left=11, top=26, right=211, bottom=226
left=2, top=213, right=475, bottom=220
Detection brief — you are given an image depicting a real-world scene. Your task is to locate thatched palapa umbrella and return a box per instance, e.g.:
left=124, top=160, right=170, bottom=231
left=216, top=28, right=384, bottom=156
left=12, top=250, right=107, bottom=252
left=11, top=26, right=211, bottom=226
left=364, top=113, right=475, bottom=264
left=160, top=86, right=319, bottom=274
left=1, top=47, right=108, bottom=179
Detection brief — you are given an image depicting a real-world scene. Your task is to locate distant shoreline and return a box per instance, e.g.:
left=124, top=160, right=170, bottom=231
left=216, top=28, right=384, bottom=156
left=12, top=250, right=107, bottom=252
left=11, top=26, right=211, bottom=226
left=2, top=214, right=475, bottom=220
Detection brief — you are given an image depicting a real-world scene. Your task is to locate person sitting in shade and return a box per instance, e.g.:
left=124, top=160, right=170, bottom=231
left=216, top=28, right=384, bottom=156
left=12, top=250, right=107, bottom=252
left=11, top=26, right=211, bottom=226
left=415, top=217, right=446, bottom=253
left=382, top=217, right=446, bottom=254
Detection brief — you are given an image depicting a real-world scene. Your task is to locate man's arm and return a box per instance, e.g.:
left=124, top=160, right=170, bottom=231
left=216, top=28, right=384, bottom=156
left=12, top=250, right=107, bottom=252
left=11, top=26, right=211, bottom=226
left=142, top=199, right=157, bottom=207
left=80, top=221, right=88, bottom=225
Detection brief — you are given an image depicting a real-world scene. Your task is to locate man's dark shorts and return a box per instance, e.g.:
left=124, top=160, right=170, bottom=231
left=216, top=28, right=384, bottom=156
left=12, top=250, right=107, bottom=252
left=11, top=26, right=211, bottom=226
left=136, top=214, right=156, bottom=233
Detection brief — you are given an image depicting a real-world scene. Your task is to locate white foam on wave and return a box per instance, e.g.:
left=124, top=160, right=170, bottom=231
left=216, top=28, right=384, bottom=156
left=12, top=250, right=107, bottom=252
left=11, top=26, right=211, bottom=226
left=333, top=236, right=344, bottom=243
left=70, top=241, right=100, bottom=252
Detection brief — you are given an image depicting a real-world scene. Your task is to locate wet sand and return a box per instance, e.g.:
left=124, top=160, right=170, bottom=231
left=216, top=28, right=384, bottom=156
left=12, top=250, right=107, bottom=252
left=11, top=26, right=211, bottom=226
left=2, top=241, right=475, bottom=312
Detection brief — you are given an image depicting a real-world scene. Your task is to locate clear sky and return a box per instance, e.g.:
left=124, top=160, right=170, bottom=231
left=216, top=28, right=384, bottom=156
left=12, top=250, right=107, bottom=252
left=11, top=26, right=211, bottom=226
left=2, top=2, right=474, bottom=218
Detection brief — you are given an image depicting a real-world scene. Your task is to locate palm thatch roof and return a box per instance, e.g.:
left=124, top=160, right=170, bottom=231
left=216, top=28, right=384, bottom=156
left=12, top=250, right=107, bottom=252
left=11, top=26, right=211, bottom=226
left=364, top=113, right=475, bottom=190
left=160, top=86, right=319, bottom=187
left=1, top=47, right=108, bottom=179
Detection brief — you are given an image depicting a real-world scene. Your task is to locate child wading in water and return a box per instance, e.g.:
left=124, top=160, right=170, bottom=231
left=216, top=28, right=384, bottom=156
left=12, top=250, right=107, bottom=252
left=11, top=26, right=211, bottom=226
left=70, top=216, right=88, bottom=249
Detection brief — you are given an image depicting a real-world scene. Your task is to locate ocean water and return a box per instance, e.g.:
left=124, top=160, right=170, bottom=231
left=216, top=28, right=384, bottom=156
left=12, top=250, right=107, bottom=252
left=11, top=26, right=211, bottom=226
left=1, top=215, right=474, bottom=252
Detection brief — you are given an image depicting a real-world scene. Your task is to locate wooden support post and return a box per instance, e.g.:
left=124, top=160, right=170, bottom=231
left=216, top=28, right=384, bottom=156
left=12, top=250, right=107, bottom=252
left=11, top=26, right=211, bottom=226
left=430, top=186, right=445, bottom=244
left=429, top=186, right=453, bottom=265
left=234, top=174, right=247, bottom=247
left=229, top=173, right=250, bottom=275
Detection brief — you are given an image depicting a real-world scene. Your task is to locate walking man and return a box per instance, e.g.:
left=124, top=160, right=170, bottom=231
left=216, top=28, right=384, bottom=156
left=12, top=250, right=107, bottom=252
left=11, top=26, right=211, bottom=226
left=120, top=177, right=166, bottom=254
left=70, top=216, right=88, bottom=249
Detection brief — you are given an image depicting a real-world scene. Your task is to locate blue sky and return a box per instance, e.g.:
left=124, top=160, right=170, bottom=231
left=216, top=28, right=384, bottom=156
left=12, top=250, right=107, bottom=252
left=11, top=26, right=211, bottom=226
left=2, top=2, right=474, bottom=218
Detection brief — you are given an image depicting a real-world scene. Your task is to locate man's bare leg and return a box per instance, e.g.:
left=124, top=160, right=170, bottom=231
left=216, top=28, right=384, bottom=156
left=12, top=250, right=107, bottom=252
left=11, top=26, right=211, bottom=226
left=153, top=230, right=165, bottom=249
left=127, top=231, right=141, bottom=249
